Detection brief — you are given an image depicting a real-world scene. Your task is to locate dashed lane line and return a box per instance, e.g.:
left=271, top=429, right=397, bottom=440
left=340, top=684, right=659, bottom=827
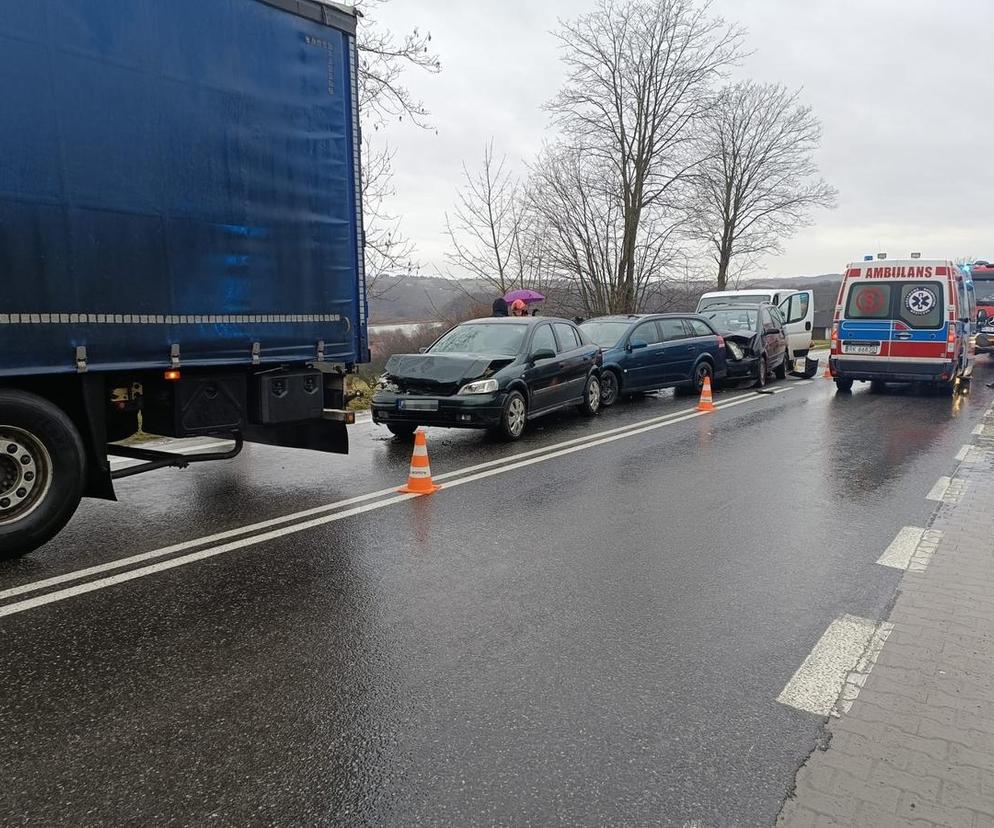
left=777, top=615, right=889, bottom=717
left=876, top=526, right=942, bottom=573
left=926, top=476, right=952, bottom=502
left=876, top=526, right=927, bottom=570
left=0, top=387, right=800, bottom=619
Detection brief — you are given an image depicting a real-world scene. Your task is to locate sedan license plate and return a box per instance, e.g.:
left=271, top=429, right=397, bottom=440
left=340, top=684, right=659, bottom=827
left=843, top=342, right=880, bottom=355
left=397, top=399, right=439, bottom=412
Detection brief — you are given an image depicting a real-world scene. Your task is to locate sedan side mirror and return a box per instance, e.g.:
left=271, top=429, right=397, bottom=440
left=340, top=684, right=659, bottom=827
left=628, top=340, right=648, bottom=352
left=531, top=348, right=557, bottom=362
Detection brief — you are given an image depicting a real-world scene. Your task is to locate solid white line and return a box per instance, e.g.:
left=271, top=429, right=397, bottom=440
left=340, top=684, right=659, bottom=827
left=0, top=388, right=797, bottom=618
left=876, top=526, right=925, bottom=570
left=0, top=398, right=722, bottom=603
left=3, top=393, right=766, bottom=603
left=926, top=476, right=952, bottom=501
left=777, top=615, right=880, bottom=716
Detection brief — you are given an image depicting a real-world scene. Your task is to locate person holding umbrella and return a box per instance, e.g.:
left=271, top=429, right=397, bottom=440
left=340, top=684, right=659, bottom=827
left=510, top=299, right=528, bottom=317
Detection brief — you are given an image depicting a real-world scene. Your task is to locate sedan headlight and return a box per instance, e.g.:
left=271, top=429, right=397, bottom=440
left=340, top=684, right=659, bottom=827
left=726, top=341, right=745, bottom=361
left=457, top=378, right=499, bottom=395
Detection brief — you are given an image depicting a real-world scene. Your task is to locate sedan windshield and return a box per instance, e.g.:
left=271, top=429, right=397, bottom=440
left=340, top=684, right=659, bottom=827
left=429, top=323, right=527, bottom=356
left=580, top=320, right=631, bottom=348
left=702, top=308, right=758, bottom=332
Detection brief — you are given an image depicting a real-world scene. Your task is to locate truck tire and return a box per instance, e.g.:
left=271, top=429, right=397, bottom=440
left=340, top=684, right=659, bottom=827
left=0, top=390, right=87, bottom=560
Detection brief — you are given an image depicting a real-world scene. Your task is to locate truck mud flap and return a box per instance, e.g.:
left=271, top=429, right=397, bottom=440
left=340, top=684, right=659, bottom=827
left=242, top=418, right=349, bottom=455
left=790, top=356, right=820, bottom=379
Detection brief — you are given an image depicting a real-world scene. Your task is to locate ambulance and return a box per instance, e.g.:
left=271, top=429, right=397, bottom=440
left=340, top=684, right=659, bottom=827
left=829, top=257, right=974, bottom=392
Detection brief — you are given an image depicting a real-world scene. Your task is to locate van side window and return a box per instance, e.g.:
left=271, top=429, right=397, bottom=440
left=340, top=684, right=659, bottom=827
left=846, top=284, right=893, bottom=319
left=784, top=293, right=810, bottom=324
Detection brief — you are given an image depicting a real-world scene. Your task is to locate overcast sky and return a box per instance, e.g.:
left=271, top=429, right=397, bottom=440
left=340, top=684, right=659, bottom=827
left=370, top=0, right=994, bottom=279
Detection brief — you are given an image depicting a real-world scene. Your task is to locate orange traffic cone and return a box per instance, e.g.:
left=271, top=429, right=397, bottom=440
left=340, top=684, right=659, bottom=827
left=399, top=429, right=441, bottom=495
left=697, top=376, right=717, bottom=412
left=823, top=361, right=833, bottom=379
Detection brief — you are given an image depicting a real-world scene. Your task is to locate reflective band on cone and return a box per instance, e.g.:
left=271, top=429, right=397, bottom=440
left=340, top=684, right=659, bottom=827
left=697, top=376, right=716, bottom=412
left=399, top=430, right=441, bottom=494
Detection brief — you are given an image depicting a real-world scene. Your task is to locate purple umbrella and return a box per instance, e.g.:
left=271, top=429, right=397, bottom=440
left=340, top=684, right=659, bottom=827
left=504, top=289, right=545, bottom=305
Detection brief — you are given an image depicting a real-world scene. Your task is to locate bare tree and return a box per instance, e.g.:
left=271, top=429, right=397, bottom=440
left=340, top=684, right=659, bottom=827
left=354, top=1, right=440, bottom=296
left=362, top=138, right=418, bottom=295
left=356, top=0, right=440, bottom=128
left=689, top=81, right=838, bottom=290
left=444, top=141, right=543, bottom=295
left=529, top=145, right=685, bottom=316
left=546, top=0, right=743, bottom=312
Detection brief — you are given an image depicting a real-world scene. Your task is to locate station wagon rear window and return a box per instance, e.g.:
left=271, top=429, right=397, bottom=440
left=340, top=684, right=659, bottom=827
left=580, top=321, right=631, bottom=348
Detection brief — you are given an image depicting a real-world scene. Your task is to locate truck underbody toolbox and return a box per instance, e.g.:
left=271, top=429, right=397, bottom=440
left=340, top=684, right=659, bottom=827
left=143, top=374, right=248, bottom=438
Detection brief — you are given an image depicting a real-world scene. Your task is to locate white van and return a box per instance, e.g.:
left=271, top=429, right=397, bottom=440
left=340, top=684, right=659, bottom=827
left=696, top=288, right=816, bottom=360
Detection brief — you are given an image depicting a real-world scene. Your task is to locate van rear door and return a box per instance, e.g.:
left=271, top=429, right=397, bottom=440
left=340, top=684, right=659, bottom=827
left=778, top=290, right=814, bottom=358
left=839, top=281, right=894, bottom=358
left=886, top=281, right=948, bottom=362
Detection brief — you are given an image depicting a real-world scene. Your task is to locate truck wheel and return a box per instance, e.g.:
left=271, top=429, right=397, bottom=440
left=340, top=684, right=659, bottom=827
left=834, top=378, right=854, bottom=392
left=0, top=390, right=87, bottom=560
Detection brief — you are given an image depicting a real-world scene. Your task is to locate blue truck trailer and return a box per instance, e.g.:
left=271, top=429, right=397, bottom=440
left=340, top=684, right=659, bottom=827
left=0, top=0, right=368, bottom=557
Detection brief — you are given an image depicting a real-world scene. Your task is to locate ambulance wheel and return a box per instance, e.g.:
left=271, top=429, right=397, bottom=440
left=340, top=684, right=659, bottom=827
left=834, top=379, right=854, bottom=393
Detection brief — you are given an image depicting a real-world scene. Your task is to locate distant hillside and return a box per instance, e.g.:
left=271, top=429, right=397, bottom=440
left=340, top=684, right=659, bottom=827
left=369, top=272, right=844, bottom=328
left=368, top=276, right=488, bottom=324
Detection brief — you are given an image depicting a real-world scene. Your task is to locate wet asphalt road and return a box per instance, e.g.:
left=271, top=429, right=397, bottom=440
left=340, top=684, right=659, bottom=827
left=3, top=362, right=993, bottom=826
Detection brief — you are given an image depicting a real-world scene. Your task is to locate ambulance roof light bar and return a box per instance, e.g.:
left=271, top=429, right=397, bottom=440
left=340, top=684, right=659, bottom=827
left=863, top=254, right=874, bottom=261
left=877, top=253, right=887, bottom=260
left=911, top=252, right=921, bottom=259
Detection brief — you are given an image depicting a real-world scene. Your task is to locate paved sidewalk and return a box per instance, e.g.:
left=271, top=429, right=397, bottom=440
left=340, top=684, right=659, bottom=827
left=780, top=408, right=994, bottom=827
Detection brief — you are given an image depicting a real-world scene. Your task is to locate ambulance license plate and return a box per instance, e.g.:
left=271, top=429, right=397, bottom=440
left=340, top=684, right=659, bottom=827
left=398, top=399, right=438, bottom=412
left=843, top=342, right=880, bottom=355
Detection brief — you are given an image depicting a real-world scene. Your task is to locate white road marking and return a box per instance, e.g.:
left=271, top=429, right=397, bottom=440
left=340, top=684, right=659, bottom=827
left=955, top=445, right=971, bottom=462
left=973, top=424, right=985, bottom=436
left=926, top=476, right=952, bottom=501
left=0, top=387, right=798, bottom=618
left=835, top=621, right=894, bottom=716
left=876, top=527, right=926, bottom=570
left=0, top=397, right=729, bottom=603
left=777, top=615, right=883, bottom=716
